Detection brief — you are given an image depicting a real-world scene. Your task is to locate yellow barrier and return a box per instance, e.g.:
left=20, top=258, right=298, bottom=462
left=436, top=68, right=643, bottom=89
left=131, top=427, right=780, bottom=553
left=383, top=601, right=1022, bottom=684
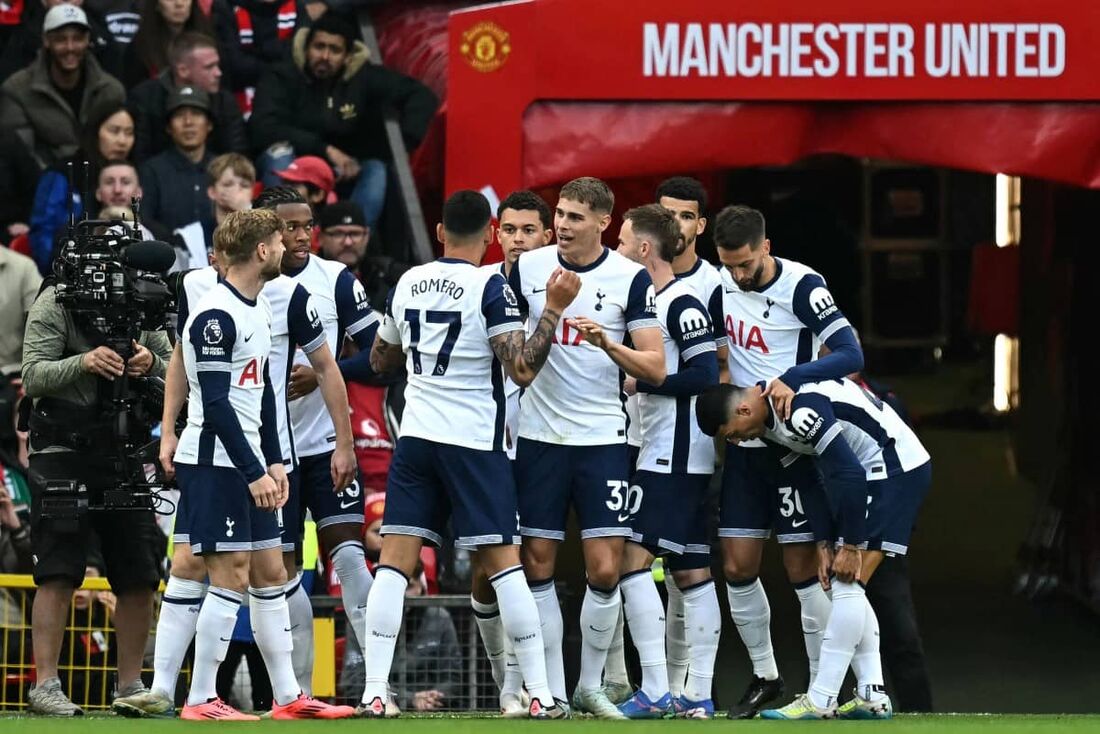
left=0, top=574, right=335, bottom=709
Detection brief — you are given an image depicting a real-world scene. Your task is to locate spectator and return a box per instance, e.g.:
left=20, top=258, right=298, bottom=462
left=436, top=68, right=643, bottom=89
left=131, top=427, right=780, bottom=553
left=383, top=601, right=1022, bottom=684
left=137, top=85, right=215, bottom=231
left=27, top=100, right=134, bottom=274
left=0, top=4, right=125, bottom=170
left=0, top=483, right=32, bottom=575
left=85, top=0, right=140, bottom=47
left=127, top=31, right=247, bottom=163
left=123, top=0, right=213, bottom=89
left=174, top=151, right=254, bottom=267
left=0, top=0, right=122, bottom=85
left=275, top=154, right=334, bottom=221
left=250, top=11, right=438, bottom=228
left=0, top=128, right=38, bottom=245
left=317, top=199, right=407, bottom=309
left=0, top=246, right=42, bottom=376
left=213, top=0, right=307, bottom=111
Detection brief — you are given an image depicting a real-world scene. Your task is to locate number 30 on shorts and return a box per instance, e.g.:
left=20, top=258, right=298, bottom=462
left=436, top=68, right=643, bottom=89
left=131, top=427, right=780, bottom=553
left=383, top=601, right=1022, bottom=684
left=606, top=480, right=643, bottom=520
left=778, top=486, right=804, bottom=518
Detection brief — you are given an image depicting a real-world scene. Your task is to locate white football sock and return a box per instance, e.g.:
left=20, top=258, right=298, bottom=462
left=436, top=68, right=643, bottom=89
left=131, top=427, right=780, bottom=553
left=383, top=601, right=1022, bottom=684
left=330, top=540, right=373, bottom=648
left=794, top=578, right=832, bottom=683
left=491, top=566, right=553, bottom=706
left=577, top=583, right=621, bottom=691
left=851, top=596, right=887, bottom=702
left=501, top=635, right=523, bottom=700
left=187, top=586, right=240, bottom=706
left=809, top=580, right=866, bottom=709
left=152, top=576, right=206, bottom=697
left=530, top=579, right=566, bottom=702
left=284, top=572, right=314, bottom=695
left=664, top=576, right=688, bottom=698
left=681, top=580, right=721, bottom=703
left=621, top=570, right=668, bottom=700
left=471, top=596, right=505, bottom=690
left=725, top=577, right=779, bottom=680
left=604, top=605, right=629, bottom=686
left=249, top=586, right=300, bottom=706
left=360, top=566, right=407, bottom=704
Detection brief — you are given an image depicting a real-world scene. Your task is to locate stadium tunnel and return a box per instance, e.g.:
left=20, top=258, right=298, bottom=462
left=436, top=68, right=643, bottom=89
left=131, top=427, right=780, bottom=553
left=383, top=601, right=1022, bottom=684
left=373, top=0, right=1100, bottom=712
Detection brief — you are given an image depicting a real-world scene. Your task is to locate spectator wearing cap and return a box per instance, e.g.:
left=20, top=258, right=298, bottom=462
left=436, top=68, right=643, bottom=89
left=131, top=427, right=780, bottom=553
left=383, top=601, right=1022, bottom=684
left=127, top=31, right=247, bottom=163
left=276, top=154, right=334, bottom=214
left=137, top=85, right=215, bottom=231
left=318, top=200, right=408, bottom=310
left=250, top=11, right=438, bottom=228
left=0, top=0, right=123, bottom=85
left=0, top=4, right=125, bottom=170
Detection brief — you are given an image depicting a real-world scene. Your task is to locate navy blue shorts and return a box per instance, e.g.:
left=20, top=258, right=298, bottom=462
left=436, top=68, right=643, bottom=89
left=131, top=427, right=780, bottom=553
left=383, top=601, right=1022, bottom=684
left=174, top=463, right=282, bottom=556
left=382, top=436, right=520, bottom=549
left=629, top=471, right=711, bottom=560
left=298, top=451, right=365, bottom=531
left=278, top=468, right=301, bottom=552
left=843, top=462, right=931, bottom=555
left=515, top=438, right=633, bottom=541
left=719, top=443, right=829, bottom=544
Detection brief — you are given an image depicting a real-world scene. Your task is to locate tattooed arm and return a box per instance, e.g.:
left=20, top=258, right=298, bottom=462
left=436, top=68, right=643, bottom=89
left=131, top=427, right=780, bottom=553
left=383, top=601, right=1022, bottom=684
left=369, top=333, right=405, bottom=375
left=490, top=307, right=563, bottom=388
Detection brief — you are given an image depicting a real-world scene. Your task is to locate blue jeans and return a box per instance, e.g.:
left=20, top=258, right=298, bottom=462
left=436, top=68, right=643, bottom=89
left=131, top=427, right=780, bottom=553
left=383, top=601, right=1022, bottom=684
left=258, top=144, right=387, bottom=228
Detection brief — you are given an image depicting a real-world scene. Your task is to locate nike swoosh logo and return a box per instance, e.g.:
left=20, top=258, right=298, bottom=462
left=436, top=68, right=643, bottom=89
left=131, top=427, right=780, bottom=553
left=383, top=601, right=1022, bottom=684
left=283, top=627, right=292, bottom=632
left=532, top=287, right=546, bottom=293
left=617, top=513, right=631, bottom=523
left=219, top=637, right=231, bottom=642
left=791, top=519, right=807, bottom=528
left=588, top=625, right=611, bottom=633
left=356, top=603, right=367, bottom=609
left=340, top=500, right=357, bottom=509
left=244, top=333, right=254, bottom=342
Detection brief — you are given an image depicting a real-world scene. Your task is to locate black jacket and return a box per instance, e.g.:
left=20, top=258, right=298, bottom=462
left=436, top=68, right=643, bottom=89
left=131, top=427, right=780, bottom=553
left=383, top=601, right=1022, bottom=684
left=249, top=28, right=437, bottom=161
left=0, top=129, right=38, bottom=241
left=214, top=0, right=305, bottom=91
left=0, top=1, right=124, bottom=85
left=127, top=72, right=249, bottom=163
left=138, top=147, right=215, bottom=233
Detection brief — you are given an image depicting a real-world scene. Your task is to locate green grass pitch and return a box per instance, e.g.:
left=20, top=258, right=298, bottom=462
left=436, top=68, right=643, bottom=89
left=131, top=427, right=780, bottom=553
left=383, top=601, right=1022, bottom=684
left=2, top=715, right=1100, bottom=733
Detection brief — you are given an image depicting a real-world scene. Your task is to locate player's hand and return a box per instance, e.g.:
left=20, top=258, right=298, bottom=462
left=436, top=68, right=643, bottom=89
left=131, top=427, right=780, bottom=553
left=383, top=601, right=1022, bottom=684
left=326, top=146, right=360, bottom=182
left=330, top=445, right=357, bottom=493
left=817, top=541, right=834, bottom=591
left=567, top=316, right=607, bottom=350
left=288, top=364, right=319, bottom=400
left=95, top=590, right=118, bottom=615
left=413, top=690, right=445, bottom=711
left=82, top=346, right=125, bottom=380
left=268, top=463, right=290, bottom=508
left=249, top=474, right=280, bottom=510
left=126, top=340, right=154, bottom=376
left=763, top=377, right=795, bottom=420
left=623, top=376, right=637, bottom=396
left=544, top=267, right=581, bottom=312
left=833, top=544, right=862, bottom=583
left=159, top=431, right=179, bottom=481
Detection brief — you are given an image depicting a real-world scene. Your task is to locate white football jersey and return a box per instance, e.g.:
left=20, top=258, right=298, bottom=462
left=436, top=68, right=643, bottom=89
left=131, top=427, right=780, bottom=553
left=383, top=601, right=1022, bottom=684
left=177, top=268, right=324, bottom=466
left=625, top=394, right=642, bottom=448
left=720, top=257, right=851, bottom=387
left=509, top=246, right=659, bottom=446
left=766, top=378, right=931, bottom=480
left=637, top=280, right=717, bottom=475
left=176, top=281, right=272, bottom=472
left=286, top=255, right=379, bottom=457
left=676, top=257, right=727, bottom=350
left=379, top=257, right=524, bottom=451
left=482, top=262, right=523, bottom=459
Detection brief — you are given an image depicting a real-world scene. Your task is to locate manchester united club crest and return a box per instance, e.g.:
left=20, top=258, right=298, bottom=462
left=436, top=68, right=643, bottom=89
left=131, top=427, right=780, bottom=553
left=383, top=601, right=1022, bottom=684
left=460, top=21, right=510, bottom=73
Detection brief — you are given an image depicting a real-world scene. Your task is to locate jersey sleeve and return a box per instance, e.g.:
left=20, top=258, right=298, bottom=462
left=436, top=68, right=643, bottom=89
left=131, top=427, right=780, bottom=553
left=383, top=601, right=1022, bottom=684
left=188, top=308, right=265, bottom=482
left=334, top=267, right=380, bottom=339
left=782, top=273, right=863, bottom=390
left=787, top=392, right=868, bottom=545
left=483, top=273, right=525, bottom=338
left=636, top=294, right=718, bottom=397
left=708, top=282, right=727, bottom=349
left=625, top=268, right=660, bottom=333
left=287, top=283, right=326, bottom=353
left=376, top=285, right=401, bottom=345
left=506, top=257, right=530, bottom=319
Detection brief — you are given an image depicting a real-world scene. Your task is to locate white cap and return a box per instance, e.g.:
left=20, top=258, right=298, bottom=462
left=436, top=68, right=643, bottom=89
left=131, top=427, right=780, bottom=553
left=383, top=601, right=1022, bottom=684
left=43, top=4, right=90, bottom=34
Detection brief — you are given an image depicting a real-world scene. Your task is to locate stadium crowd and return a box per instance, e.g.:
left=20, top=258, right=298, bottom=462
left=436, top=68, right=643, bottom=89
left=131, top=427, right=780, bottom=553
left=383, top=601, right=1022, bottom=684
left=0, top=0, right=935, bottom=723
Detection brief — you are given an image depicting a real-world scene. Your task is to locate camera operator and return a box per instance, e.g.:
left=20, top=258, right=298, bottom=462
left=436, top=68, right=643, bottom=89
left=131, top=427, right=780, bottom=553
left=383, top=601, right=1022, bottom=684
left=20, top=278, right=172, bottom=716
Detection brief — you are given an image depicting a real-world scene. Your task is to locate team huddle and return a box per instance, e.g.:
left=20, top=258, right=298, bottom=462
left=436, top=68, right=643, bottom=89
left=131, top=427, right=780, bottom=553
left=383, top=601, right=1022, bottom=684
left=118, top=175, right=932, bottom=721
